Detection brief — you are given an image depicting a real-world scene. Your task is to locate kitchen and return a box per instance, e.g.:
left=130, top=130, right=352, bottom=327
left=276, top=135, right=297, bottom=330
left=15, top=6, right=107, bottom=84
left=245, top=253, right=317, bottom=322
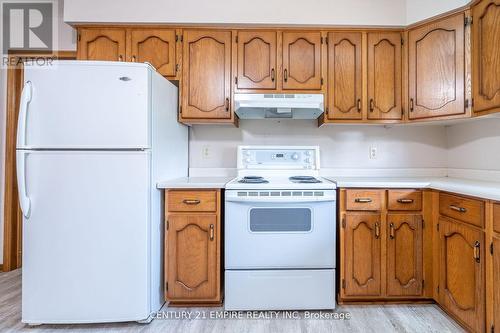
left=0, top=0, right=499, bottom=332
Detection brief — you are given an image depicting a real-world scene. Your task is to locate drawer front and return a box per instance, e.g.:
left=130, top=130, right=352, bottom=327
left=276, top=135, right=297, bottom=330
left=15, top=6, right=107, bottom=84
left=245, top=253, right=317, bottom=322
left=494, top=202, right=500, bottom=234
left=439, top=193, right=484, bottom=228
left=388, top=190, right=422, bottom=211
left=168, top=190, right=217, bottom=212
left=345, top=190, right=383, bottom=211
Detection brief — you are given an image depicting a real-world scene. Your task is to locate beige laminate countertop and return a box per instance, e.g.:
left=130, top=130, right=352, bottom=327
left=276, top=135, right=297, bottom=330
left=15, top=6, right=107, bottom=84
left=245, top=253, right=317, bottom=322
left=157, top=177, right=233, bottom=189
left=157, top=176, right=500, bottom=201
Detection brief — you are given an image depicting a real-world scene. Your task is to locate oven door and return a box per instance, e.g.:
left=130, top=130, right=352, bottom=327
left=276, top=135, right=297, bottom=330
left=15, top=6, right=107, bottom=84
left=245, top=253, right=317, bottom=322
left=225, top=190, right=336, bottom=269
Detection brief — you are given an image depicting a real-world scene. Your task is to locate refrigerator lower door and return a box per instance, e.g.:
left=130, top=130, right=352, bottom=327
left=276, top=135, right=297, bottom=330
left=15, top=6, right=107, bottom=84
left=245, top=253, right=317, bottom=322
left=20, top=150, right=153, bottom=324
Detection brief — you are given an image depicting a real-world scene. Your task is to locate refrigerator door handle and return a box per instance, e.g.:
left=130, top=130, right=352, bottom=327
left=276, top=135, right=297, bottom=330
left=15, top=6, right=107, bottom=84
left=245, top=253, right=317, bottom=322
left=16, top=151, right=31, bottom=218
left=17, top=80, right=32, bottom=148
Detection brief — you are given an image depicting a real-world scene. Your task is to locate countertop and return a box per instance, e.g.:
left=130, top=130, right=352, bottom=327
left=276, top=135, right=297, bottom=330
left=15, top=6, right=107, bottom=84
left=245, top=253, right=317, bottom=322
left=157, top=176, right=500, bottom=201
left=157, top=177, right=233, bottom=189
left=327, top=177, right=500, bottom=202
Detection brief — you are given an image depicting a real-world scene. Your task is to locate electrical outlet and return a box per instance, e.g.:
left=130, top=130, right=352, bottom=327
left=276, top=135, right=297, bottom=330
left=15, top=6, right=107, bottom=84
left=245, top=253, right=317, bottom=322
left=369, top=146, right=378, bottom=159
left=202, top=145, right=211, bottom=159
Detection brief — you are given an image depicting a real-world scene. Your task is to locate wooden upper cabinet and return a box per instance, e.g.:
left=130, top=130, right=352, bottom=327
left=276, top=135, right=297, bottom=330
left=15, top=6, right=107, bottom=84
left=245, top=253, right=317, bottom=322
left=367, top=32, right=402, bottom=120
left=343, top=213, right=382, bottom=297
left=408, top=14, right=465, bottom=120
left=282, top=31, right=322, bottom=90
left=472, top=0, right=500, bottom=114
left=166, top=214, right=219, bottom=301
left=181, top=30, right=232, bottom=120
left=236, top=31, right=277, bottom=90
left=327, top=32, right=362, bottom=120
left=439, top=218, right=485, bottom=333
left=78, top=28, right=126, bottom=61
left=129, top=29, right=177, bottom=77
left=386, top=214, right=423, bottom=297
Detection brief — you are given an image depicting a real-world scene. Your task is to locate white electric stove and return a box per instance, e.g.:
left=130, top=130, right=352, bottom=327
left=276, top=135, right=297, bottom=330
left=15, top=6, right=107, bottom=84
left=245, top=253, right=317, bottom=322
left=224, top=146, right=337, bottom=311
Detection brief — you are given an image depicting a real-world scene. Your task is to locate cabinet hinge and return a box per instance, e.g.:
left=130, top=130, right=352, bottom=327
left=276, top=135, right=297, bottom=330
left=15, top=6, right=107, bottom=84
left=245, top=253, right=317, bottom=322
left=422, top=219, right=425, bottom=229
left=471, top=98, right=474, bottom=107
left=325, top=107, right=329, bottom=115
left=235, top=77, right=238, bottom=85
left=180, top=35, right=184, bottom=42
left=325, top=37, right=328, bottom=45
left=465, top=99, right=470, bottom=109
left=422, top=280, right=425, bottom=289
left=437, top=285, right=440, bottom=294
left=175, top=35, right=179, bottom=42
left=77, top=33, right=81, bottom=42
left=401, top=37, right=404, bottom=45
left=235, top=36, right=238, bottom=43
left=179, top=106, right=182, bottom=114
left=321, top=36, right=324, bottom=44
left=321, top=77, right=324, bottom=85
left=166, top=282, right=168, bottom=291
left=342, top=216, right=346, bottom=228
left=175, top=64, right=179, bottom=72
left=465, top=16, right=473, bottom=26
left=342, top=279, right=346, bottom=289
left=491, top=242, right=494, bottom=255
left=437, top=223, right=440, bottom=231
left=166, top=220, right=169, bottom=230
left=491, top=325, right=495, bottom=333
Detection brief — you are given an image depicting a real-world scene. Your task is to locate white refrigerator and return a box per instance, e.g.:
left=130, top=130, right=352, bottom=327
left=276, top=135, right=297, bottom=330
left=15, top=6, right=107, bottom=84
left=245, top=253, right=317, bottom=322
left=16, top=61, right=188, bottom=324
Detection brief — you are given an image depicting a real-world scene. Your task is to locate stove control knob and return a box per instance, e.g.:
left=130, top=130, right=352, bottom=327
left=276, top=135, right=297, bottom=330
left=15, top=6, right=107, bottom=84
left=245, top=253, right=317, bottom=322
left=305, top=151, right=311, bottom=156
left=291, top=153, right=299, bottom=160
left=245, top=158, right=251, bottom=163
left=305, top=158, right=311, bottom=163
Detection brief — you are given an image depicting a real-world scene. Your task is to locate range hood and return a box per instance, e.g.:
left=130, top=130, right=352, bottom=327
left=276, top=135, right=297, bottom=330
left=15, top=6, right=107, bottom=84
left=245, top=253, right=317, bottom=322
left=234, top=94, right=324, bottom=119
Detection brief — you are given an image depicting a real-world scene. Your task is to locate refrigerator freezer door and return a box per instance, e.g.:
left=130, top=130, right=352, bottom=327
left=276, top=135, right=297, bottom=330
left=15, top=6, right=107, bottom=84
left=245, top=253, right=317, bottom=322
left=21, top=150, right=152, bottom=323
left=20, top=61, right=151, bottom=149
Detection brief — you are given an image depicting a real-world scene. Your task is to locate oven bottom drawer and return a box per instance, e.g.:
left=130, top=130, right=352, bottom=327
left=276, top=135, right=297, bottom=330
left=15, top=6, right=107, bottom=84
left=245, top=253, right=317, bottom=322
left=224, top=269, right=336, bottom=310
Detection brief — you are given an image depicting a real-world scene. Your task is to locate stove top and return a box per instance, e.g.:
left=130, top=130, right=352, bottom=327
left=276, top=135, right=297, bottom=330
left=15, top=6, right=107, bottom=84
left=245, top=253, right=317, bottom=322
left=238, top=176, right=269, bottom=184
left=289, top=176, right=322, bottom=183
left=226, top=176, right=336, bottom=190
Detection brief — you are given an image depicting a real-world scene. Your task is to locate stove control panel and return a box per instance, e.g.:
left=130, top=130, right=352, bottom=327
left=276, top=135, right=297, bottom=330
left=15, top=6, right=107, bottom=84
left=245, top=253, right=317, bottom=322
left=237, top=146, right=320, bottom=170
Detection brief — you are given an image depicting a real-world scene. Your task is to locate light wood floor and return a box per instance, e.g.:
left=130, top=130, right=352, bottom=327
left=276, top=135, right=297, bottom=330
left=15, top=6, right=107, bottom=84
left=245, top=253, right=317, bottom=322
left=0, top=269, right=464, bottom=332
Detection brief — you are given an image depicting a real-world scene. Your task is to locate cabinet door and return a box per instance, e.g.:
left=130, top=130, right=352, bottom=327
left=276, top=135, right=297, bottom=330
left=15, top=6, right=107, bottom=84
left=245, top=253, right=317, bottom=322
left=408, top=14, right=465, bottom=120
left=282, top=31, right=322, bottom=90
left=472, top=0, right=500, bottom=114
left=343, top=213, right=382, bottom=296
left=439, top=218, right=485, bottom=333
left=181, top=30, right=232, bottom=119
left=236, top=31, right=277, bottom=90
left=166, top=214, right=219, bottom=301
left=493, top=235, right=500, bottom=333
left=367, top=32, right=402, bottom=120
left=78, top=28, right=126, bottom=61
left=129, top=29, right=177, bottom=77
left=327, top=32, right=362, bottom=120
left=387, top=214, right=423, bottom=296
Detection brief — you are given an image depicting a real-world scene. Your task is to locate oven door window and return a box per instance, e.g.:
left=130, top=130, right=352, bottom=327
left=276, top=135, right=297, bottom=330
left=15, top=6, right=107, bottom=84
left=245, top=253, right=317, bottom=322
left=249, top=208, right=312, bottom=232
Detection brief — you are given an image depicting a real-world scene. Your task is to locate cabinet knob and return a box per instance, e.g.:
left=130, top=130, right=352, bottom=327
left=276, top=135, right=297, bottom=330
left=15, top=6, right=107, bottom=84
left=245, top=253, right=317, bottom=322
left=284, top=69, right=288, bottom=82
left=375, top=222, right=380, bottom=239
left=369, top=99, right=374, bottom=112
left=209, top=224, right=215, bottom=241
left=357, top=99, right=361, bottom=112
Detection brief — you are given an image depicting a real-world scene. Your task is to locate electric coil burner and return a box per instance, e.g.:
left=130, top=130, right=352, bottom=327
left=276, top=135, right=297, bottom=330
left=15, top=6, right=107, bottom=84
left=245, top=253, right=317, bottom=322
left=224, top=146, right=337, bottom=311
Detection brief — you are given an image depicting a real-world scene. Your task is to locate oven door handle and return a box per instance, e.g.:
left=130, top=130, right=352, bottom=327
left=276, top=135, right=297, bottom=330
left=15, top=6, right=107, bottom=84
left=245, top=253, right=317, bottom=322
left=225, top=197, right=335, bottom=203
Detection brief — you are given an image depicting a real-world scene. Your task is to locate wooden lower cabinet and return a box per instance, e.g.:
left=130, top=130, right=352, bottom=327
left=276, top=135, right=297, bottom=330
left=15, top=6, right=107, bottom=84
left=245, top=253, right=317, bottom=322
left=492, top=235, right=500, bottom=333
left=386, top=214, right=423, bottom=297
left=439, top=218, right=485, bottom=333
left=165, top=190, right=221, bottom=304
left=343, top=213, right=382, bottom=297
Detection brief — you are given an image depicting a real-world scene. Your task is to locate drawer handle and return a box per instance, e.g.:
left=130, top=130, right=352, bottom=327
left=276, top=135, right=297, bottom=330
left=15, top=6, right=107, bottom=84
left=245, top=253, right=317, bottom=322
left=389, top=223, right=395, bottom=239
left=375, top=222, right=380, bottom=239
left=209, top=224, right=215, bottom=241
left=397, top=199, right=414, bottom=204
left=449, top=205, right=467, bottom=213
left=355, top=198, right=372, bottom=203
left=474, top=241, right=480, bottom=263
left=183, top=199, right=201, bottom=205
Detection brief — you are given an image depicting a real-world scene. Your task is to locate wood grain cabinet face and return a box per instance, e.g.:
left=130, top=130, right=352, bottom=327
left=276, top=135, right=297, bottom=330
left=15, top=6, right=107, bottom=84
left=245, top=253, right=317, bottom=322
left=439, top=218, right=485, bottom=333
left=78, top=29, right=126, bottom=61
left=129, top=29, right=177, bottom=77
left=388, top=190, right=423, bottom=211
left=367, top=32, right=402, bottom=120
left=472, top=0, right=500, bottom=114
left=282, top=32, right=322, bottom=90
left=181, top=30, right=232, bottom=120
left=386, top=214, right=423, bottom=296
left=343, top=213, right=382, bottom=296
left=408, top=14, right=465, bottom=120
left=327, top=32, right=362, bottom=120
left=494, top=203, right=500, bottom=233
left=236, top=31, right=277, bottom=90
left=166, top=214, right=219, bottom=301
left=493, top=235, right=500, bottom=333
left=345, top=190, right=383, bottom=211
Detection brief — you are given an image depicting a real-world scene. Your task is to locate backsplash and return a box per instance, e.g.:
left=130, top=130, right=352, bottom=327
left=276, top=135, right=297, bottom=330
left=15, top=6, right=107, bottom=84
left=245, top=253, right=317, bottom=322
left=189, top=120, right=448, bottom=173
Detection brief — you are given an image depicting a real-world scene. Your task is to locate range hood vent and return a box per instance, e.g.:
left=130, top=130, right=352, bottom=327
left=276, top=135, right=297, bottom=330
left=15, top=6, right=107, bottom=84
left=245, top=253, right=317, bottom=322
left=234, top=94, right=324, bottom=119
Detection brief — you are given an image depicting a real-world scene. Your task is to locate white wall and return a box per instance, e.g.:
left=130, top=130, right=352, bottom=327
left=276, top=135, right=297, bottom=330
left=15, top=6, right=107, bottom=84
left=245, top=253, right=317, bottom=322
left=406, top=0, right=470, bottom=24
left=446, top=117, right=500, bottom=180
left=0, top=0, right=76, bottom=265
left=64, top=0, right=407, bottom=26
left=189, top=120, right=448, bottom=175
